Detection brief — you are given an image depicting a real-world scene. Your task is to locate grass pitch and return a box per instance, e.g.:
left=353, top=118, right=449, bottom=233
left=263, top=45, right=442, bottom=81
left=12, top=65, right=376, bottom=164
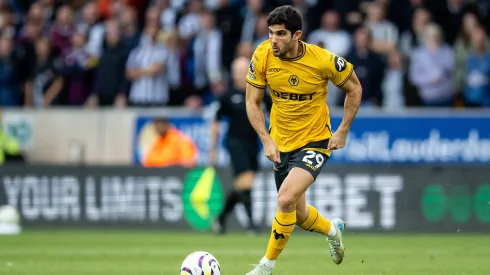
left=0, top=230, right=488, bottom=275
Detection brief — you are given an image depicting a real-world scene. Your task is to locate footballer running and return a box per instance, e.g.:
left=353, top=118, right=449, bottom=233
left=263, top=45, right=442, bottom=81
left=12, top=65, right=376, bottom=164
left=244, top=5, right=362, bottom=275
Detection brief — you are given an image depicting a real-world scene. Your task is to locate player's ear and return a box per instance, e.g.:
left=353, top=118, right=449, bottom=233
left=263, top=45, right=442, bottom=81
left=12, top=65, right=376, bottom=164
left=293, top=30, right=302, bottom=41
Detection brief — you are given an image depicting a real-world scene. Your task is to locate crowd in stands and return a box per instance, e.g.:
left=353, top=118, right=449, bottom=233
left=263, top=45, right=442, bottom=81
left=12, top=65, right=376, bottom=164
left=0, top=0, right=489, bottom=109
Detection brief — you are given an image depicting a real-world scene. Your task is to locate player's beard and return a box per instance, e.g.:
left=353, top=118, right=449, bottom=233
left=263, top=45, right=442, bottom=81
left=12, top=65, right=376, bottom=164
left=276, top=40, right=294, bottom=58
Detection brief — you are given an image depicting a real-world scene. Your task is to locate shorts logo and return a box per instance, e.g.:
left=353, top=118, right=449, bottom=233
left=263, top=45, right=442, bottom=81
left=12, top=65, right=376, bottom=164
left=249, top=61, right=255, bottom=73
left=288, top=75, right=299, bottom=86
left=334, top=56, right=347, bottom=72
left=268, top=68, right=281, bottom=73
left=247, top=73, right=256, bottom=80
left=302, top=150, right=325, bottom=171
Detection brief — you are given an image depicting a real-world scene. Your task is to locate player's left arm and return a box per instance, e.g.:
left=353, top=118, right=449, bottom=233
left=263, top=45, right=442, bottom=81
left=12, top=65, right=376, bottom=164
left=337, top=70, right=362, bottom=134
left=324, top=52, right=362, bottom=149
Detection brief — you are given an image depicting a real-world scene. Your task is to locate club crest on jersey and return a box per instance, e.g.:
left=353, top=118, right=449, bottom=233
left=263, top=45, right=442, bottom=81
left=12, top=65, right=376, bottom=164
left=249, top=60, right=255, bottom=73
left=288, top=75, right=299, bottom=86
left=334, top=56, right=347, bottom=72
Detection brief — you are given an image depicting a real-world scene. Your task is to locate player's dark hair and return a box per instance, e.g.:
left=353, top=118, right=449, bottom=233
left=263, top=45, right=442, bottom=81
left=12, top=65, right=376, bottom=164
left=267, top=5, right=302, bottom=36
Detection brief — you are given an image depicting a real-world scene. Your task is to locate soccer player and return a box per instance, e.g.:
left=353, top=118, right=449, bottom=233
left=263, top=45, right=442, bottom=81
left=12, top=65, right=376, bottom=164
left=244, top=5, right=362, bottom=275
left=208, top=56, right=272, bottom=234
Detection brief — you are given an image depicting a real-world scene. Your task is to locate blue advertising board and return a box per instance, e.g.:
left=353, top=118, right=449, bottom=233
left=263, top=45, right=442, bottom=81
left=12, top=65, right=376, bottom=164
left=134, top=113, right=490, bottom=166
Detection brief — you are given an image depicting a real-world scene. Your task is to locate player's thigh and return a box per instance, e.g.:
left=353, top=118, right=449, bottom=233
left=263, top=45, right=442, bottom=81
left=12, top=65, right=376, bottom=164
left=290, top=145, right=330, bottom=182
left=277, top=167, right=314, bottom=206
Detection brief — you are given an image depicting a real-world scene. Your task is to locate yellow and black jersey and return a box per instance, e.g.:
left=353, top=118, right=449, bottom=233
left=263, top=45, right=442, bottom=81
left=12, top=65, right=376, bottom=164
left=246, top=40, right=354, bottom=153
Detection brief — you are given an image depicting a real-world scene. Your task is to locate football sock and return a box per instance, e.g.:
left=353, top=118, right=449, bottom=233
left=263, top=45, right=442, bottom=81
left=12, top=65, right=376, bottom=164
left=298, top=205, right=336, bottom=237
left=219, top=190, right=240, bottom=221
left=240, top=189, right=253, bottom=227
left=265, top=210, right=296, bottom=260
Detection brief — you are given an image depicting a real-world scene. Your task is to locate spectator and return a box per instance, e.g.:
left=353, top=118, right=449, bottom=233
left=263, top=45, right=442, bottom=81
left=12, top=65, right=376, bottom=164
left=253, top=14, right=268, bottom=49
left=178, top=0, right=204, bottom=40
left=215, top=0, right=244, bottom=71
left=80, top=1, right=105, bottom=58
left=400, top=7, right=432, bottom=58
left=142, top=117, right=198, bottom=168
left=307, top=10, right=351, bottom=57
left=24, top=38, right=64, bottom=107
left=464, top=26, right=490, bottom=107
left=49, top=5, right=76, bottom=57
left=119, top=5, right=140, bottom=51
left=192, top=10, right=223, bottom=102
left=382, top=49, right=405, bottom=110
left=409, top=23, right=456, bottom=107
left=126, top=24, right=169, bottom=106
left=454, top=13, right=485, bottom=95
left=240, top=0, right=263, bottom=43
left=364, top=1, right=398, bottom=55
left=0, top=36, right=21, bottom=107
left=61, top=26, right=98, bottom=106
left=0, top=5, right=17, bottom=39
left=154, top=0, right=178, bottom=31
left=88, top=20, right=129, bottom=108
left=426, top=0, right=479, bottom=45
left=345, top=26, right=385, bottom=107
left=17, top=18, right=44, bottom=85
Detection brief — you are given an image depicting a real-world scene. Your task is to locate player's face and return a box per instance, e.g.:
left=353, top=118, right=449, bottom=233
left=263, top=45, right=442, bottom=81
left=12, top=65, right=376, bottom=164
left=269, top=24, right=299, bottom=57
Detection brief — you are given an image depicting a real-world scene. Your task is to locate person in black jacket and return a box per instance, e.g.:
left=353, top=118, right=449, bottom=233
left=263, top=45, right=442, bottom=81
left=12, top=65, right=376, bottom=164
left=87, top=20, right=129, bottom=107
left=208, top=56, right=272, bottom=235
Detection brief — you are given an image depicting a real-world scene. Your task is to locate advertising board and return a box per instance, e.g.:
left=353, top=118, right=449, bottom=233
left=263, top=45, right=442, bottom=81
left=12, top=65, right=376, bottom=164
left=1, top=165, right=489, bottom=232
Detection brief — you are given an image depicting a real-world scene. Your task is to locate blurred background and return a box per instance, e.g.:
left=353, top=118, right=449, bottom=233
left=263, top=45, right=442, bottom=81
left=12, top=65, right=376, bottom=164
left=0, top=0, right=489, bottom=274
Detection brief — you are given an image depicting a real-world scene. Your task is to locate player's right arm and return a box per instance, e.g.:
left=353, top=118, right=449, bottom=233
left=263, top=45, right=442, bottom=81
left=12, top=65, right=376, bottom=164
left=245, top=84, right=268, bottom=142
left=246, top=83, right=280, bottom=163
left=245, top=44, right=280, bottom=163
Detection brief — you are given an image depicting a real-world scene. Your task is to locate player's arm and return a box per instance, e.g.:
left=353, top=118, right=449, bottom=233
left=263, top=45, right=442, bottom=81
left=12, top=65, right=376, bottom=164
left=337, top=71, right=362, bottom=134
left=325, top=52, right=362, bottom=149
left=245, top=83, right=270, bottom=143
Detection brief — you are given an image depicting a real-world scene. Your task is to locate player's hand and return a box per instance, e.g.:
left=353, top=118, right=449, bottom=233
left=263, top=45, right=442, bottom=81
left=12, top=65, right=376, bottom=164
left=208, top=149, right=218, bottom=165
left=264, top=139, right=281, bottom=164
left=328, top=130, right=348, bottom=150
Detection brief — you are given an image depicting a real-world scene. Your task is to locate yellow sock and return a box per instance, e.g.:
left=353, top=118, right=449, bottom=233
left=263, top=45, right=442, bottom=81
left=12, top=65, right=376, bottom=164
left=265, top=210, right=296, bottom=260
left=298, top=205, right=332, bottom=236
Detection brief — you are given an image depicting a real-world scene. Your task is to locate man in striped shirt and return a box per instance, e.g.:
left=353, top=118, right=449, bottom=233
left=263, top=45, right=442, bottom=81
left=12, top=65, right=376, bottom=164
left=126, top=24, right=169, bottom=106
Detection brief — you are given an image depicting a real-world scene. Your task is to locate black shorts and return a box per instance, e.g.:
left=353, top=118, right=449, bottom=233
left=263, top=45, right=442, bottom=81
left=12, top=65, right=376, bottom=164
left=226, top=136, right=259, bottom=177
left=274, top=139, right=330, bottom=191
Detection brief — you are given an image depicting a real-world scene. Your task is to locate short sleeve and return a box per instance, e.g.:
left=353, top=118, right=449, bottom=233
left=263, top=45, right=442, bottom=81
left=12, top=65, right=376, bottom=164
left=246, top=45, right=267, bottom=89
left=324, top=50, right=354, bottom=87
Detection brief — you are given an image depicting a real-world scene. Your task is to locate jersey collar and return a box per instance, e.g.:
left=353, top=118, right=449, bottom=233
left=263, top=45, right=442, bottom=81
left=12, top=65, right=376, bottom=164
left=279, top=40, right=306, bottom=61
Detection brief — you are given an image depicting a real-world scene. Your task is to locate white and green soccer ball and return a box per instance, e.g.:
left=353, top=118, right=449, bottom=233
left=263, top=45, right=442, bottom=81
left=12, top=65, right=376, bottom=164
left=181, top=251, right=221, bottom=275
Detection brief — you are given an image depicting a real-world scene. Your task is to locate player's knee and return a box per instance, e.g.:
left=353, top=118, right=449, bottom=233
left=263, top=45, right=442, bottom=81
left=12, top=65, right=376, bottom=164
left=277, top=192, right=297, bottom=213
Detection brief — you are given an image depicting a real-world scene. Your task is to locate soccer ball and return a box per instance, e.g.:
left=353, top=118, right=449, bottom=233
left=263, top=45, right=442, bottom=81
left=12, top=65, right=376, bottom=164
left=0, top=205, right=20, bottom=224
left=180, top=251, right=221, bottom=275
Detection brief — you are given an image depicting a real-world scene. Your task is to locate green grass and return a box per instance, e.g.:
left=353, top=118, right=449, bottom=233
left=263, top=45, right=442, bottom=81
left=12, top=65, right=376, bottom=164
left=0, top=230, right=489, bottom=275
